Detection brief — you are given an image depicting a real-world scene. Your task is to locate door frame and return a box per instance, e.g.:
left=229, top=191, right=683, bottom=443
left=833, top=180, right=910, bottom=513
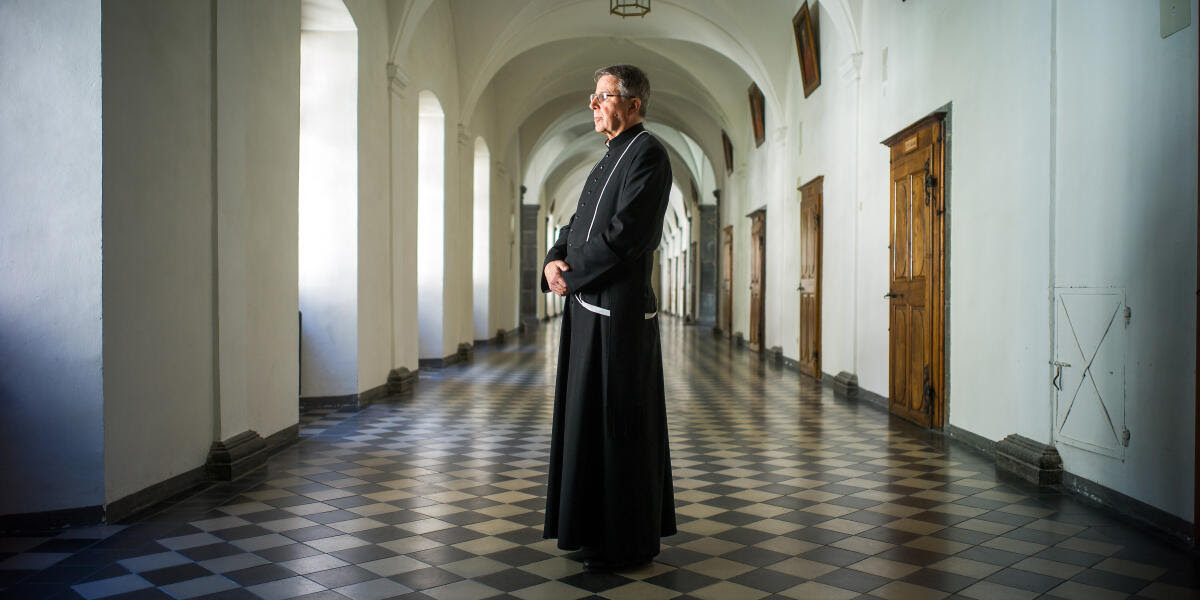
left=798, top=176, right=823, bottom=380
left=721, top=225, right=733, bottom=336
left=882, top=111, right=948, bottom=428
left=747, top=208, right=767, bottom=352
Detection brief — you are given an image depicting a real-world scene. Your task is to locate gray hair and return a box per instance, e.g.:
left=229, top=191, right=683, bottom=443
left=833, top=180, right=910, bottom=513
left=594, top=64, right=650, bottom=117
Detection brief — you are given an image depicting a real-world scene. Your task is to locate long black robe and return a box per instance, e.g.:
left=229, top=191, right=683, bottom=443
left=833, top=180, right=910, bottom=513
left=540, top=123, right=677, bottom=561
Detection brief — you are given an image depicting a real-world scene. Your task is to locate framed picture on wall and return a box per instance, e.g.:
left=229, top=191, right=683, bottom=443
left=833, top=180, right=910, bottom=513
left=721, top=130, right=734, bottom=173
left=793, top=1, right=821, bottom=98
left=748, top=83, right=765, bottom=148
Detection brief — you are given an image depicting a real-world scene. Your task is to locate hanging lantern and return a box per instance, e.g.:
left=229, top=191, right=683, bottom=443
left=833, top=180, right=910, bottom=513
left=610, top=0, right=650, bottom=18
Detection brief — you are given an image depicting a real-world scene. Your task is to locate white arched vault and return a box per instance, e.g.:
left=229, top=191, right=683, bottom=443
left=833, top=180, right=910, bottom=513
left=453, top=1, right=784, bottom=128
left=531, top=118, right=718, bottom=228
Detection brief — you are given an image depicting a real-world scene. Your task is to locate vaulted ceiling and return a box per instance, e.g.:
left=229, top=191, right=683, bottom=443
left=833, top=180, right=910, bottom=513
left=387, top=0, right=863, bottom=227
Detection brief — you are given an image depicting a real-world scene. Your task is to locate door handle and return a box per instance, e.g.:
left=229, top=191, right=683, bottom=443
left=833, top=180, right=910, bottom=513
left=797, top=284, right=805, bottom=291
left=1050, top=360, right=1071, bottom=391
left=884, top=292, right=902, bottom=298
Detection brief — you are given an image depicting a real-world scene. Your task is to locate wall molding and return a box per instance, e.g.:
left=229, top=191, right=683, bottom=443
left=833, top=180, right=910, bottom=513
left=996, top=434, right=1062, bottom=486
left=207, top=431, right=268, bottom=481
left=942, top=425, right=1191, bottom=548
left=106, top=464, right=210, bottom=525
left=299, top=393, right=359, bottom=409
left=358, top=383, right=389, bottom=407
left=945, top=424, right=997, bottom=457
left=1063, top=471, right=1193, bottom=548
left=0, top=505, right=105, bottom=535
left=387, top=367, right=417, bottom=395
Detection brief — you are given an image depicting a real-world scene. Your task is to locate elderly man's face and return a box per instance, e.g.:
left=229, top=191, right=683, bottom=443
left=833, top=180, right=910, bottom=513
left=591, top=75, right=640, bottom=139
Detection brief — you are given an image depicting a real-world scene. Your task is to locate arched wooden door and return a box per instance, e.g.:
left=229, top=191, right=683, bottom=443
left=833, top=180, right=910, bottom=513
left=721, top=226, right=733, bottom=335
left=883, top=115, right=946, bottom=429
left=748, top=209, right=766, bottom=352
left=798, top=177, right=823, bottom=380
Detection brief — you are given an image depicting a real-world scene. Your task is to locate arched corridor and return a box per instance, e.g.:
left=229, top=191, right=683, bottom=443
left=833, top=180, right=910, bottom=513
left=1, top=0, right=1197, bottom=596
left=4, top=320, right=1197, bottom=599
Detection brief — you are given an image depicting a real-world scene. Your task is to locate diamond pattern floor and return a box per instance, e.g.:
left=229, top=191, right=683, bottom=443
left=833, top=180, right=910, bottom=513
left=2, top=318, right=1198, bottom=599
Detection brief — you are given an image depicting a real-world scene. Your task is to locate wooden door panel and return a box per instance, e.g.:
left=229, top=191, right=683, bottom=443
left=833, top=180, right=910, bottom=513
left=907, top=305, right=927, bottom=414
left=884, top=116, right=944, bottom=429
left=721, top=226, right=733, bottom=335
left=749, top=210, right=766, bottom=352
left=798, top=177, right=822, bottom=379
left=893, top=177, right=911, bottom=280
left=911, top=178, right=928, bottom=280
left=891, top=305, right=908, bottom=407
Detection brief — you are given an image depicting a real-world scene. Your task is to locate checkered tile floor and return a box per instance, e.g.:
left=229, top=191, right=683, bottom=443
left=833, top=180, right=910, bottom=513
left=2, top=318, right=1198, bottom=599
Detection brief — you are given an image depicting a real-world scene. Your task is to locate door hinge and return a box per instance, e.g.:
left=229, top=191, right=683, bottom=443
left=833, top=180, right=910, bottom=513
left=922, top=365, right=934, bottom=415
left=814, top=214, right=821, bottom=226
left=1124, top=306, right=1132, bottom=327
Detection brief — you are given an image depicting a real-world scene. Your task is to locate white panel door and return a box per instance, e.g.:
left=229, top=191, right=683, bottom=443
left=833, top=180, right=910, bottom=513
left=1053, top=288, right=1128, bottom=459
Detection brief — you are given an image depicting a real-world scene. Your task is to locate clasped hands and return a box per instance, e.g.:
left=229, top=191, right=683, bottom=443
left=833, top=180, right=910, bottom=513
left=545, top=260, right=570, bottom=297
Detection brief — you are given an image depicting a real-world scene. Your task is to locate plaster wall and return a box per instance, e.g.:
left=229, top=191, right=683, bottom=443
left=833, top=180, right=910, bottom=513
left=775, top=1, right=859, bottom=375
left=0, top=0, right=104, bottom=515
left=347, top=0, right=395, bottom=393
left=299, top=29, right=359, bottom=397
left=1051, top=0, right=1198, bottom=520
left=102, top=0, right=217, bottom=504
left=405, top=1, right=466, bottom=360
left=214, top=0, right=301, bottom=440
left=390, top=64, right=420, bottom=373
left=851, top=1, right=1054, bottom=449
left=466, top=83, right=523, bottom=340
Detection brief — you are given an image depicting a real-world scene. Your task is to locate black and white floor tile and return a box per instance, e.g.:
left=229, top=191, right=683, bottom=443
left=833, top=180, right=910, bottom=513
left=2, top=318, right=1198, bottom=599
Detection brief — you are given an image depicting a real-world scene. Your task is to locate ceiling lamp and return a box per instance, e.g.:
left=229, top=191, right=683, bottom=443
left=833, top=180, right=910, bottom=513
left=610, top=0, right=650, bottom=18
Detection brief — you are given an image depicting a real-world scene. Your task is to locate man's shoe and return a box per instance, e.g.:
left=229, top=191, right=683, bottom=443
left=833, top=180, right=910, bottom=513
left=565, top=547, right=598, bottom=563
left=582, top=556, right=652, bottom=572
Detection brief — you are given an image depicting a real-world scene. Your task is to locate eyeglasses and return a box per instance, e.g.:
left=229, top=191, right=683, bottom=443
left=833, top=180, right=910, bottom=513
left=589, top=92, right=631, bottom=105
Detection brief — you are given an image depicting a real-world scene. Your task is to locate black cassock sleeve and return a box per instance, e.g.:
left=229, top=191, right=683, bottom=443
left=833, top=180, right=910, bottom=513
left=561, top=142, right=671, bottom=294
left=540, top=214, right=574, bottom=293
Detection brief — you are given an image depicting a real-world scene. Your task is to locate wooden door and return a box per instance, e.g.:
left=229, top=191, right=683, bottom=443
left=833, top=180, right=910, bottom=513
left=691, top=241, right=698, bottom=322
left=721, top=226, right=733, bottom=335
left=798, top=177, right=823, bottom=380
left=883, top=115, right=946, bottom=428
left=681, top=249, right=689, bottom=319
left=668, top=258, right=675, bottom=315
left=749, top=209, right=766, bottom=352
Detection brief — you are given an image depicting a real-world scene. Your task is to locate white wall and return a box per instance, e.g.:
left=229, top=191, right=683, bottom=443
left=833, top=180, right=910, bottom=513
left=855, top=2, right=1054, bottom=446
left=215, top=0, right=301, bottom=439
left=743, top=0, right=1196, bottom=521
left=349, top=0, right=395, bottom=395
left=0, top=0, right=104, bottom=515
left=418, top=91, right=447, bottom=359
left=102, top=0, right=218, bottom=504
left=473, top=138, right=491, bottom=340
left=1052, top=0, right=1198, bottom=519
left=299, top=29, right=359, bottom=397
left=404, top=2, right=467, bottom=361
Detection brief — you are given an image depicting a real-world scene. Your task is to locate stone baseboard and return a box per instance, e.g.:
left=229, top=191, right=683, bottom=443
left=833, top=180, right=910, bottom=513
left=299, top=394, right=358, bottom=410
left=106, top=464, right=210, bottom=524
left=207, top=431, right=267, bottom=481
left=832, top=371, right=859, bottom=399
left=945, top=424, right=997, bottom=457
left=357, top=383, right=388, bottom=407
left=1063, top=471, right=1193, bottom=547
left=996, top=434, right=1062, bottom=486
left=387, top=367, right=416, bottom=395
left=0, top=505, right=106, bottom=534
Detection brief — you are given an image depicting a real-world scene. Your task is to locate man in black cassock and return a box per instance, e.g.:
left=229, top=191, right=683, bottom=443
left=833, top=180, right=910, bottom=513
left=541, top=64, right=677, bottom=572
